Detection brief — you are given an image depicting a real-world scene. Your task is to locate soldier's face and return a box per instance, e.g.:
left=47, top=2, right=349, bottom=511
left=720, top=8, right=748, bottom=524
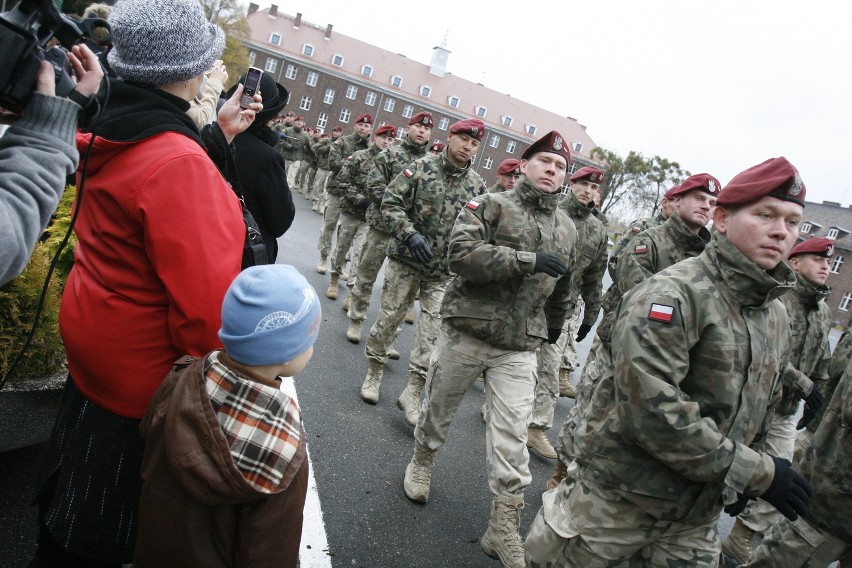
left=661, top=197, right=674, bottom=218
left=790, top=253, right=831, bottom=285
left=375, top=133, right=395, bottom=150
left=673, top=190, right=716, bottom=230
left=497, top=172, right=520, bottom=190
left=571, top=179, right=600, bottom=205
left=407, top=123, right=432, bottom=145
left=355, top=122, right=373, bottom=138
left=521, top=152, right=567, bottom=194
left=446, top=133, right=480, bottom=166
left=713, top=196, right=803, bottom=270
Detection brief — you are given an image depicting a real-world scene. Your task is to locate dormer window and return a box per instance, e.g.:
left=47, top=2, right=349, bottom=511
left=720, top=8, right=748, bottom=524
left=361, top=65, right=373, bottom=78
left=475, top=105, right=487, bottom=118
left=420, top=86, right=432, bottom=97
left=269, top=33, right=281, bottom=45
left=390, top=75, right=403, bottom=88
left=332, top=54, right=344, bottom=66
left=303, top=44, right=314, bottom=57
left=526, top=124, right=537, bottom=136
left=572, top=142, right=584, bottom=153
left=502, top=116, right=513, bottom=127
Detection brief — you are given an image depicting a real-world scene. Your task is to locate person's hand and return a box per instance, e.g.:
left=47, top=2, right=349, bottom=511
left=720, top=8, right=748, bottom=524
left=723, top=493, right=751, bottom=517
left=208, top=59, right=228, bottom=84
left=760, top=456, right=813, bottom=521
left=67, top=44, right=103, bottom=99
left=405, top=232, right=432, bottom=264
left=576, top=322, right=593, bottom=343
left=547, top=327, right=562, bottom=344
left=34, top=60, right=57, bottom=97
left=217, top=84, right=262, bottom=143
left=796, top=385, right=824, bottom=430
left=533, top=253, right=567, bottom=277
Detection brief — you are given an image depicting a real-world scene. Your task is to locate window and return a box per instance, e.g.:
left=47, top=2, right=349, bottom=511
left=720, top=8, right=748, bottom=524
left=396, top=127, right=405, bottom=141
left=448, top=96, right=460, bottom=108
left=569, top=162, right=580, bottom=175
left=269, top=33, right=281, bottom=45
left=526, top=124, right=537, bottom=136
left=285, top=64, right=297, bottom=80
left=306, top=71, right=318, bottom=87
left=390, top=75, right=403, bottom=88
left=840, top=292, right=852, bottom=311
left=420, top=86, right=431, bottom=97
left=248, top=51, right=256, bottom=66
left=828, top=228, right=840, bottom=239
left=264, top=58, right=277, bottom=73
left=317, top=112, right=328, bottom=130
left=303, top=44, right=314, bottom=57
left=365, top=91, right=377, bottom=106
left=573, top=142, right=584, bottom=153
left=383, top=98, right=395, bottom=112
left=299, top=96, right=311, bottom=111
left=475, top=105, right=487, bottom=118
left=361, top=65, right=373, bottom=78
left=323, top=88, right=335, bottom=104
left=502, top=116, right=513, bottom=127
left=831, top=255, right=844, bottom=274
left=345, top=84, right=358, bottom=99
left=483, top=157, right=493, bottom=170
left=800, top=223, right=812, bottom=234
left=489, top=134, right=500, bottom=148
left=506, top=140, right=517, bottom=154
left=332, top=54, right=344, bottom=66
left=438, top=117, right=449, bottom=130
left=339, top=109, right=351, bottom=123
left=402, top=105, right=414, bottom=118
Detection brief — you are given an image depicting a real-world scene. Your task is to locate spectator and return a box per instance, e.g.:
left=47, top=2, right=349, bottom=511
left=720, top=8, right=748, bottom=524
left=186, top=59, right=228, bottom=129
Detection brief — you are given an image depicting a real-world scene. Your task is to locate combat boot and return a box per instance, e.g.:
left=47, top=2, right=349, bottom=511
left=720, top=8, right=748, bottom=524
left=480, top=493, right=525, bottom=568
left=325, top=273, right=339, bottom=300
left=721, top=518, right=757, bottom=565
left=342, top=293, right=352, bottom=313
left=403, top=442, right=437, bottom=503
left=360, top=360, right=384, bottom=404
left=397, top=373, right=426, bottom=426
left=346, top=319, right=363, bottom=344
left=388, top=341, right=401, bottom=360
left=546, top=461, right=567, bottom=491
left=316, top=255, right=328, bottom=275
left=527, top=427, right=557, bottom=459
left=404, top=305, right=415, bottom=324
left=558, top=368, right=577, bottom=398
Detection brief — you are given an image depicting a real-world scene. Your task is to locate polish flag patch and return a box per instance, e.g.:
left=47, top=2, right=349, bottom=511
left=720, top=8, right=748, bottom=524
left=465, top=200, right=481, bottom=210
left=631, top=226, right=641, bottom=233
left=403, top=168, right=414, bottom=178
left=635, top=244, right=648, bottom=254
left=648, top=303, right=674, bottom=323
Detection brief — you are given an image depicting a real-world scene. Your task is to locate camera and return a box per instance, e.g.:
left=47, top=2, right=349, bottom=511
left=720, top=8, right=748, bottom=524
left=0, top=0, right=111, bottom=114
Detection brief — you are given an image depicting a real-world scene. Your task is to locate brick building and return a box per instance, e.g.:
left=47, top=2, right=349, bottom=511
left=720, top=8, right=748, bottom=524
left=242, top=4, right=602, bottom=186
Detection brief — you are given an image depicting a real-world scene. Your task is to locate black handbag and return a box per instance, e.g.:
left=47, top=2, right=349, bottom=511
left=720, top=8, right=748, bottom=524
left=234, top=193, right=268, bottom=268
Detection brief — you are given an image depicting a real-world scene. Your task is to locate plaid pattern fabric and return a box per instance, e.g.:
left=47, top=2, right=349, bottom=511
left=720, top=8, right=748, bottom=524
left=204, top=352, right=302, bottom=494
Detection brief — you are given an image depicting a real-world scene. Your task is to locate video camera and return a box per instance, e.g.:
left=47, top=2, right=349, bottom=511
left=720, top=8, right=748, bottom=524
left=0, top=0, right=111, bottom=114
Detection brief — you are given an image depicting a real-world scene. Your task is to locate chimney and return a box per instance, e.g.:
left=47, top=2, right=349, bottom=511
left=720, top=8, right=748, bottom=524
left=294, top=12, right=302, bottom=28
left=247, top=2, right=258, bottom=15
left=269, top=4, right=277, bottom=17
left=325, top=24, right=333, bottom=39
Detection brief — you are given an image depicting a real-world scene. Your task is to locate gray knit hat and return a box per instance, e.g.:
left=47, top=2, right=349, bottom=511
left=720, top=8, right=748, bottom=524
left=107, top=0, right=226, bottom=86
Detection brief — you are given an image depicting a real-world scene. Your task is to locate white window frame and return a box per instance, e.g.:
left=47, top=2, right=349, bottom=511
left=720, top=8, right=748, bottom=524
left=323, top=88, right=335, bottom=104
left=383, top=98, right=395, bottom=112
left=489, top=134, right=500, bottom=148
left=828, top=228, right=840, bottom=239
left=365, top=91, right=377, bottom=106
left=526, top=124, right=537, bottom=136
left=840, top=291, right=852, bottom=311
left=248, top=51, right=256, bottom=66
left=317, top=112, right=328, bottom=130
left=800, top=222, right=812, bottom=234
left=390, top=74, right=403, bottom=88
left=331, top=54, right=344, bottom=66
left=506, top=140, right=517, bottom=154
left=420, top=86, right=431, bottom=97
left=475, top=105, right=487, bottom=118
left=502, top=115, right=513, bottom=127
left=285, top=64, right=297, bottom=80
left=448, top=96, right=460, bottom=108
left=264, top=58, right=278, bottom=73
left=438, top=117, right=449, bottom=130
left=395, top=127, right=405, bottom=141
left=302, top=44, right=314, bottom=57
left=269, top=32, right=281, bottom=45
left=345, top=84, right=358, bottom=99
left=339, top=109, right=351, bottom=123
left=483, top=157, right=493, bottom=170
left=402, top=104, right=414, bottom=119
left=573, top=142, right=584, bottom=153
left=306, top=71, right=318, bottom=87
left=831, top=255, right=844, bottom=274
left=299, top=96, right=311, bottom=111
left=361, top=65, right=373, bottom=78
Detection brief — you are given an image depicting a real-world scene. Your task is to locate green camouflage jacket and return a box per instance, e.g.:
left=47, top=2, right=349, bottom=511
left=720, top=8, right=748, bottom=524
left=442, top=177, right=577, bottom=351
left=607, top=211, right=666, bottom=278
left=776, top=273, right=832, bottom=415
left=381, top=151, right=486, bottom=277
left=276, top=125, right=313, bottom=163
left=326, top=133, right=369, bottom=196
left=574, top=233, right=795, bottom=523
left=312, top=138, right=334, bottom=170
left=337, top=143, right=381, bottom=220
left=559, top=192, right=608, bottom=327
left=366, top=136, right=428, bottom=232
left=807, top=330, right=852, bottom=432
left=487, top=183, right=508, bottom=193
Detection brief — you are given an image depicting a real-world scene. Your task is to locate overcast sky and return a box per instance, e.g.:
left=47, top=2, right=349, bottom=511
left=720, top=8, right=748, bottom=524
left=258, top=1, right=851, bottom=206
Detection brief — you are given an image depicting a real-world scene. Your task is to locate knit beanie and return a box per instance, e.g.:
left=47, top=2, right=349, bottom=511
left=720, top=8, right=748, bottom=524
left=107, top=0, right=226, bottom=85
left=219, top=265, right=322, bottom=366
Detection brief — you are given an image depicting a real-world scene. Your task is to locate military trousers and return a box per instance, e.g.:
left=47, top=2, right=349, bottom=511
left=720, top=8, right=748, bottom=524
left=530, top=304, right=580, bottom=430
left=302, top=166, right=317, bottom=198
left=295, top=161, right=312, bottom=193
left=365, top=258, right=447, bottom=379
left=525, top=479, right=721, bottom=567
left=286, top=159, right=301, bottom=188
left=348, top=226, right=391, bottom=322
left=317, top=193, right=342, bottom=258
left=331, top=212, right=367, bottom=279
left=740, top=513, right=851, bottom=567
left=415, top=325, right=536, bottom=497
left=313, top=168, right=330, bottom=209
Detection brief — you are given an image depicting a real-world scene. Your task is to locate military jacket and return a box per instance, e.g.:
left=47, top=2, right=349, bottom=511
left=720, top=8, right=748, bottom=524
left=808, top=330, right=852, bottom=432
left=277, top=125, right=312, bottom=163
left=442, top=177, right=577, bottom=351
left=776, top=273, right=832, bottom=415
left=608, top=211, right=666, bottom=278
left=326, top=133, right=369, bottom=196
left=337, top=143, right=381, bottom=220
left=381, top=151, right=487, bottom=277
left=487, top=183, right=508, bottom=193
left=312, top=138, right=334, bottom=170
left=574, top=233, right=796, bottom=523
left=366, top=137, right=428, bottom=232
left=559, top=192, right=608, bottom=327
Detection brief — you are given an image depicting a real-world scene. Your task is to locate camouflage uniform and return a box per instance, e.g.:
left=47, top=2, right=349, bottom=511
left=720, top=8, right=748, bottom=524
left=527, top=233, right=796, bottom=566
left=416, top=177, right=577, bottom=497
left=298, top=136, right=319, bottom=199
left=317, top=132, right=369, bottom=259
left=737, top=272, right=831, bottom=534
left=365, top=151, right=486, bottom=380
left=488, top=182, right=509, bottom=193
left=281, top=125, right=313, bottom=189
left=311, top=137, right=334, bottom=211
left=741, top=354, right=852, bottom=567
left=531, top=192, right=607, bottom=430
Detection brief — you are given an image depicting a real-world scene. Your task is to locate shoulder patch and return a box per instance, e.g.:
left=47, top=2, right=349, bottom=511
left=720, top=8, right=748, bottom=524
left=465, top=199, right=481, bottom=210
left=403, top=168, right=414, bottom=178
left=634, top=243, right=648, bottom=254
left=631, top=226, right=641, bottom=233
left=648, top=303, right=675, bottom=324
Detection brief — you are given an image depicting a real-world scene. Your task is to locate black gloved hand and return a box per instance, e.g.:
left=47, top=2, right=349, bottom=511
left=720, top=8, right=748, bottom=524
left=547, top=327, right=562, bottom=344
left=533, top=253, right=567, bottom=277
left=576, top=322, right=593, bottom=343
left=797, top=404, right=818, bottom=430
left=405, top=232, right=432, bottom=264
left=797, top=386, right=824, bottom=430
left=760, top=455, right=814, bottom=521
left=723, top=493, right=752, bottom=517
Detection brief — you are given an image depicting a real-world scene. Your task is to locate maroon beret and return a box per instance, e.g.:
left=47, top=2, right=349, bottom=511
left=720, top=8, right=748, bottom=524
left=429, top=142, right=445, bottom=152
left=521, top=130, right=571, bottom=166
left=570, top=166, right=605, bottom=184
left=497, top=159, right=522, bottom=175
left=409, top=111, right=433, bottom=127
left=449, top=118, right=486, bottom=141
left=717, top=157, right=806, bottom=207
left=332, top=125, right=344, bottom=133
left=789, top=237, right=834, bottom=259
left=374, top=124, right=396, bottom=137
left=667, top=173, right=721, bottom=199
left=355, top=113, right=374, bottom=125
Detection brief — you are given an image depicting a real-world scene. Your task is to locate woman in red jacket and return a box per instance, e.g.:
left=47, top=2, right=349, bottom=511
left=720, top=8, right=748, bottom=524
left=29, top=0, right=262, bottom=565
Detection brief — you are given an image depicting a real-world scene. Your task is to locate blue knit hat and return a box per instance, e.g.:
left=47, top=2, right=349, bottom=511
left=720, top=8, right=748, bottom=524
left=219, top=265, right=322, bottom=366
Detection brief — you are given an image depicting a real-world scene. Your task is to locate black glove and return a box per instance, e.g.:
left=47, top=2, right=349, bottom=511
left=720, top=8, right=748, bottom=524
left=405, top=232, right=432, bottom=264
left=533, top=253, right=567, bottom=277
left=723, top=493, right=752, bottom=517
left=797, top=386, right=825, bottom=430
left=760, top=456, right=813, bottom=521
left=576, top=322, right=593, bottom=343
left=547, top=327, right=562, bottom=344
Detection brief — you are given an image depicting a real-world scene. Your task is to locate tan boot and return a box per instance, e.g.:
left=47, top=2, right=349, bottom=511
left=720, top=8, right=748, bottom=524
left=558, top=368, right=577, bottom=398
left=721, top=518, right=758, bottom=565
left=546, top=461, right=567, bottom=491
left=481, top=402, right=488, bottom=423
left=346, top=319, right=363, bottom=344
left=360, top=360, right=383, bottom=404
left=342, top=293, right=352, bottom=313
left=325, top=273, right=339, bottom=300
left=388, top=342, right=401, bottom=360
left=403, top=442, right=437, bottom=503
left=480, top=493, right=525, bottom=568
left=316, top=255, right=327, bottom=274
left=527, top=427, right=557, bottom=460
left=404, top=305, right=415, bottom=324
left=397, top=373, right=426, bottom=426
left=340, top=268, right=350, bottom=281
